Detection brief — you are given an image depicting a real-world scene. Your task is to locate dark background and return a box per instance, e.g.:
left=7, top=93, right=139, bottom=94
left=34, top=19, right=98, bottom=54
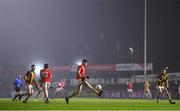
left=0, top=0, right=179, bottom=73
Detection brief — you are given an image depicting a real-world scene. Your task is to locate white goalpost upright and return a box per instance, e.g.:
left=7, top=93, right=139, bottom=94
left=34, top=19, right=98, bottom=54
left=144, top=0, right=147, bottom=80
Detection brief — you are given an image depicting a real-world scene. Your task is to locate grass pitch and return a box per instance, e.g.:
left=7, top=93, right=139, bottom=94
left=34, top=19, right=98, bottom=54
left=0, top=98, right=179, bottom=110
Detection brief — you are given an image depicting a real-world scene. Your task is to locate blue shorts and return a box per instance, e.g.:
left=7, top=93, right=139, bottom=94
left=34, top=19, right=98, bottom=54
left=15, top=87, right=21, bottom=92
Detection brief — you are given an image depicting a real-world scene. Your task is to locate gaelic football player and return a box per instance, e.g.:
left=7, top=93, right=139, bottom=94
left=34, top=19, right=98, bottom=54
left=156, top=69, right=176, bottom=104
left=65, top=59, right=103, bottom=104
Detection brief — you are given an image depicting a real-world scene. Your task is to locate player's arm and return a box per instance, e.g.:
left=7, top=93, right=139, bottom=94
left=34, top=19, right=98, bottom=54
left=13, top=80, right=17, bottom=86
left=157, top=75, right=162, bottom=82
left=165, top=75, right=169, bottom=88
left=24, top=72, right=28, bottom=83
left=149, top=83, right=151, bottom=89
left=62, top=82, right=65, bottom=88
left=77, top=70, right=83, bottom=78
left=50, top=71, right=52, bottom=79
left=20, top=80, right=23, bottom=86
left=166, top=80, right=169, bottom=89
left=29, top=72, right=34, bottom=84
left=40, top=70, right=43, bottom=80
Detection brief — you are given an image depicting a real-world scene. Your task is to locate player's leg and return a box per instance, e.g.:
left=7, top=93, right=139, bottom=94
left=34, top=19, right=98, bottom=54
left=23, top=85, right=32, bottom=103
left=128, top=89, right=133, bottom=98
left=18, top=90, right=23, bottom=101
left=67, top=83, right=82, bottom=98
left=43, top=82, right=48, bottom=103
left=35, top=87, right=42, bottom=100
left=147, top=90, right=150, bottom=99
left=13, top=87, right=22, bottom=101
left=127, top=89, right=130, bottom=98
left=83, top=80, right=103, bottom=96
left=164, top=87, right=172, bottom=102
left=146, top=91, right=149, bottom=99
left=35, top=82, right=43, bottom=100
left=143, top=91, right=145, bottom=99
left=12, top=88, right=19, bottom=101
left=43, top=82, right=50, bottom=103
left=60, top=88, right=64, bottom=97
left=164, top=87, right=176, bottom=104
left=130, top=89, right=135, bottom=98
left=143, top=91, right=147, bottom=99
left=156, top=86, right=162, bottom=103
left=12, top=94, right=19, bottom=101
left=53, top=88, right=58, bottom=99
left=20, top=84, right=31, bottom=101
left=23, top=85, right=33, bottom=103
left=65, top=83, right=83, bottom=104
left=149, top=90, right=152, bottom=99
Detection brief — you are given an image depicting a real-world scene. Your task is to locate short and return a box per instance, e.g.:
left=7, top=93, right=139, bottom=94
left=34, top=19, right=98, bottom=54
left=156, top=86, right=165, bottom=93
left=26, top=84, right=33, bottom=95
left=15, top=87, right=21, bottom=92
left=144, top=89, right=150, bottom=93
left=127, top=89, right=133, bottom=93
left=73, top=80, right=83, bottom=94
left=42, top=82, right=51, bottom=89
left=56, top=87, right=64, bottom=93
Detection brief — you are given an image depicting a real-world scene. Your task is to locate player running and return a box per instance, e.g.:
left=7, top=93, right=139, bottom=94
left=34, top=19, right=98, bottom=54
left=12, top=75, right=23, bottom=101
left=53, top=80, right=65, bottom=98
left=22, top=64, right=38, bottom=103
left=40, top=63, right=52, bottom=103
left=127, top=80, right=134, bottom=98
left=143, top=80, right=151, bottom=99
left=156, top=68, right=176, bottom=104
left=65, top=59, right=103, bottom=104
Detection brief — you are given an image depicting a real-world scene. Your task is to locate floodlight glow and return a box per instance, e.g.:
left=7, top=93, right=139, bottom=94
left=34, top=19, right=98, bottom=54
left=76, top=61, right=82, bottom=66
left=35, top=64, right=43, bottom=76
left=75, top=59, right=82, bottom=66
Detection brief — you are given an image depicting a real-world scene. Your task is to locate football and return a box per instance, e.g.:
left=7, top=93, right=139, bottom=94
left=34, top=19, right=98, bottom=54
left=95, top=84, right=102, bottom=91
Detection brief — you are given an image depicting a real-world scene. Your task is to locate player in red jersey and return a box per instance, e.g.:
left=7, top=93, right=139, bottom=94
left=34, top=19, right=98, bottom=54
left=127, top=80, right=134, bottom=98
left=53, top=80, right=65, bottom=98
left=40, top=63, right=52, bottom=103
left=65, top=59, right=103, bottom=104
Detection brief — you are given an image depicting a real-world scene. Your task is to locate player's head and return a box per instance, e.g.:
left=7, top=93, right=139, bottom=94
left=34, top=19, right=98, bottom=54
left=31, top=64, right=35, bottom=71
left=164, top=69, right=166, bottom=73
left=161, top=69, right=166, bottom=75
left=17, top=75, right=21, bottom=79
left=44, top=63, right=48, bottom=69
left=82, top=59, right=88, bottom=66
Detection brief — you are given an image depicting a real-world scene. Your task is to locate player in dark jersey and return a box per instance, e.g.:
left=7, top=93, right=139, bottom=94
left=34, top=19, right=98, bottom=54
left=21, top=65, right=38, bottom=103
left=156, top=69, right=176, bottom=104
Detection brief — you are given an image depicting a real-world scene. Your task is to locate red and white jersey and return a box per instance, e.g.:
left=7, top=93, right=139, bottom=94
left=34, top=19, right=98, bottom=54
left=127, top=82, right=133, bottom=89
left=40, top=69, right=52, bottom=82
left=57, top=81, right=64, bottom=88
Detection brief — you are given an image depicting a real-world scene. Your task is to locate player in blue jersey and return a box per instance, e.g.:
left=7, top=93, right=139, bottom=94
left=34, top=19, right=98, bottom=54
left=12, top=75, right=23, bottom=101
